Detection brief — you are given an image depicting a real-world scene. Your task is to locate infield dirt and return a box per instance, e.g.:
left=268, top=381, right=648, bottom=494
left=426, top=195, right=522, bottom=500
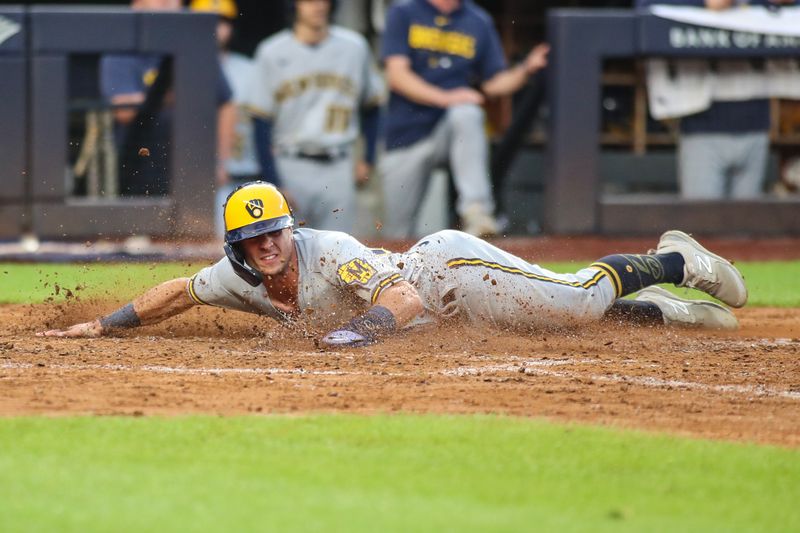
left=1, top=301, right=798, bottom=447
left=4, top=234, right=800, bottom=445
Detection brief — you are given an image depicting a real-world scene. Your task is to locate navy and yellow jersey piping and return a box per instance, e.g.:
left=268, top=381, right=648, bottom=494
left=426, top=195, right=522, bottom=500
left=370, top=273, right=403, bottom=304
left=186, top=275, right=210, bottom=306
left=588, top=262, right=622, bottom=298
left=446, top=258, right=609, bottom=292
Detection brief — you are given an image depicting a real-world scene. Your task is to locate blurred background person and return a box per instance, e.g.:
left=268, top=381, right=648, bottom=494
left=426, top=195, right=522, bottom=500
left=100, top=0, right=233, bottom=197
left=639, top=0, right=795, bottom=200
left=189, top=0, right=261, bottom=238
left=244, top=0, right=384, bottom=233
left=379, top=0, right=548, bottom=239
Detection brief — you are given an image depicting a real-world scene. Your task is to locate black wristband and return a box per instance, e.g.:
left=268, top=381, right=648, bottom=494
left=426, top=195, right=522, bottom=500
left=99, top=303, right=142, bottom=330
left=343, top=305, right=397, bottom=341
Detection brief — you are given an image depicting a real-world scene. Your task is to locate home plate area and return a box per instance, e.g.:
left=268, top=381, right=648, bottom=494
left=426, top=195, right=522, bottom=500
left=1, top=303, right=798, bottom=446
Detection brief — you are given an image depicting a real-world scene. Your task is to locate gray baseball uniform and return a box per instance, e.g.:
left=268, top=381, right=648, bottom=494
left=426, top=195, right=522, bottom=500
left=245, top=27, right=384, bottom=232
left=188, top=228, right=617, bottom=330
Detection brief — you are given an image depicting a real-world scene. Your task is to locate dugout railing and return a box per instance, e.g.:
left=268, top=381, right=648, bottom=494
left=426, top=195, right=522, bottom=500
left=0, top=6, right=218, bottom=240
left=545, top=9, right=800, bottom=236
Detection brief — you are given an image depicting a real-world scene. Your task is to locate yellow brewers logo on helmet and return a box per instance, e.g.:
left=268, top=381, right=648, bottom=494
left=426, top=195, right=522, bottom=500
left=223, top=182, right=294, bottom=243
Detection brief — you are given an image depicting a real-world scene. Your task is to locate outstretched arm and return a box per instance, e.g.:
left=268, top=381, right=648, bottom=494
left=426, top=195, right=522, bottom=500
left=39, top=278, right=197, bottom=338
left=385, top=56, right=485, bottom=107
left=321, top=281, right=424, bottom=348
left=481, top=44, right=549, bottom=98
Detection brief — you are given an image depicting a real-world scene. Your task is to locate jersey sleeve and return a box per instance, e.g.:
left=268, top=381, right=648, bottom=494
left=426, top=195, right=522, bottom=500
left=242, top=44, right=276, bottom=119
left=361, top=43, right=386, bottom=108
left=317, top=233, right=405, bottom=305
left=476, top=22, right=507, bottom=82
left=186, top=258, right=260, bottom=313
left=381, top=4, right=411, bottom=61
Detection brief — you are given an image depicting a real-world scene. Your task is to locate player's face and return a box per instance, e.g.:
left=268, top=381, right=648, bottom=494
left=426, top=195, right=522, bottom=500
left=216, top=19, right=233, bottom=49
left=240, top=228, right=295, bottom=277
left=295, top=0, right=330, bottom=30
left=428, top=0, right=461, bottom=15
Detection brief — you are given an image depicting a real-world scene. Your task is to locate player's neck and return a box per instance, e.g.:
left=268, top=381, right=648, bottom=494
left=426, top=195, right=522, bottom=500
left=294, top=22, right=329, bottom=46
left=261, top=251, right=300, bottom=312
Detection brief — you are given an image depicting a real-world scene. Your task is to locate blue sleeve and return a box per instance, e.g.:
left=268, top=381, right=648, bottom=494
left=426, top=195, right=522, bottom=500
left=477, top=22, right=507, bottom=82
left=99, top=55, right=142, bottom=100
left=359, top=106, right=381, bottom=166
left=253, top=118, right=281, bottom=186
left=381, top=5, right=410, bottom=60
left=216, top=59, right=233, bottom=106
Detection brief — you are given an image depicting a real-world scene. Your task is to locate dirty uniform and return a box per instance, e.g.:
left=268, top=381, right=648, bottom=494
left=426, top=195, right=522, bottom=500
left=188, top=228, right=618, bottom=330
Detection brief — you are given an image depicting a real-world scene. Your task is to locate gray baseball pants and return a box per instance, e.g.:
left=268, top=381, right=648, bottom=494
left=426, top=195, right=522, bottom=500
left=380, top=104, right=495, bottom=238
left=678, top=132, right=769, bottom=199
left=277, top=153, right=356, bottom=233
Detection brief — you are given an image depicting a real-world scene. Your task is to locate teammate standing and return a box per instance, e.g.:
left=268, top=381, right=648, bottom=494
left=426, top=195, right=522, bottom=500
left=41, top=182, right=746, bottom=345
left=380, top=0, right=549, bottom=238
left=244, top=0, right=384, bottom=233
left=100, top=0, right=234, bottom=196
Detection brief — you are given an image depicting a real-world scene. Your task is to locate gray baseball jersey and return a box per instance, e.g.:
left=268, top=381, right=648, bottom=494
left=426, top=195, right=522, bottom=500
left=187, top=229, right=617, bottom=330
left=244, top=26, right=384, bottom=153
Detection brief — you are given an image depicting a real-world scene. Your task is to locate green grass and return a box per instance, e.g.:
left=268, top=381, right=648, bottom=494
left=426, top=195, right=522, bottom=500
left=2, top=261, right=799, bottom=531
left=1, top=260, right=798, bottom=306
left=1, top=415, right=798, bottom=532
left=0, top=262, right=202, bottom=304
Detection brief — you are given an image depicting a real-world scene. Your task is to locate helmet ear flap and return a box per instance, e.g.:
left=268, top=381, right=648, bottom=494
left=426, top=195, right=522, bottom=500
left=224, top=242, right=263, bottom=287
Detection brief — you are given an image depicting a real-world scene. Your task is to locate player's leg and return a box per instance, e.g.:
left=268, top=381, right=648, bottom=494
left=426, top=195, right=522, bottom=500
left=590, top=232, right=747, bottom=308
left=588, top=252, right=684, bottom=299
left=310, top=155, right=356, bottom=232
left=443, top=104, right=497, bottom=236
left=677, top=134, right=727, bottom=199
left=380, top=133, right=442, bottom=239
left=604, top=288, right=738, bottom=329
left=276, top=156, right=320, bottom=227
left=590, top=229, right=747, bottom=330
left=413, top=230, right=618, bottom=329
left=729, top=132, right=769, bottom=199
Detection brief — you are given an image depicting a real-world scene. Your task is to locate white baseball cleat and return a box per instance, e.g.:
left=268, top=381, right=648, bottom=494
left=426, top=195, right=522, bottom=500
left=635, top=286, right=738, bottom=330
left=656, top=230, right=748, bottom=308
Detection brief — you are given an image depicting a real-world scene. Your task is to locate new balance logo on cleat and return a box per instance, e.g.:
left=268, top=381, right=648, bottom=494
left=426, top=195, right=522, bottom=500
left=696, top=255, right=713, bottom=275
left=655, top=230, right=748, bottom=308
left=663, top=298, right=690, bottom=317
left=635, top=286, right=738, bottom=330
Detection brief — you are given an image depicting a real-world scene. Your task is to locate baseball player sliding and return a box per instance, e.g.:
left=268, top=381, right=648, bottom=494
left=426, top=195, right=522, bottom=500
left=41, top=182, right=746, bottom=345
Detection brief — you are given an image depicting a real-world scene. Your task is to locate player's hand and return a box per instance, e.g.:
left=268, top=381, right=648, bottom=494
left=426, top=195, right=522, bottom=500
left=320, top=328, right=374, bottom=349
left=524, top=43, right=550, bottom=74
left=37, top=319, right=104, bottom=338
left=444, top=87, right=485, bottom=107
left=355, top=161, right=371, bottom=188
